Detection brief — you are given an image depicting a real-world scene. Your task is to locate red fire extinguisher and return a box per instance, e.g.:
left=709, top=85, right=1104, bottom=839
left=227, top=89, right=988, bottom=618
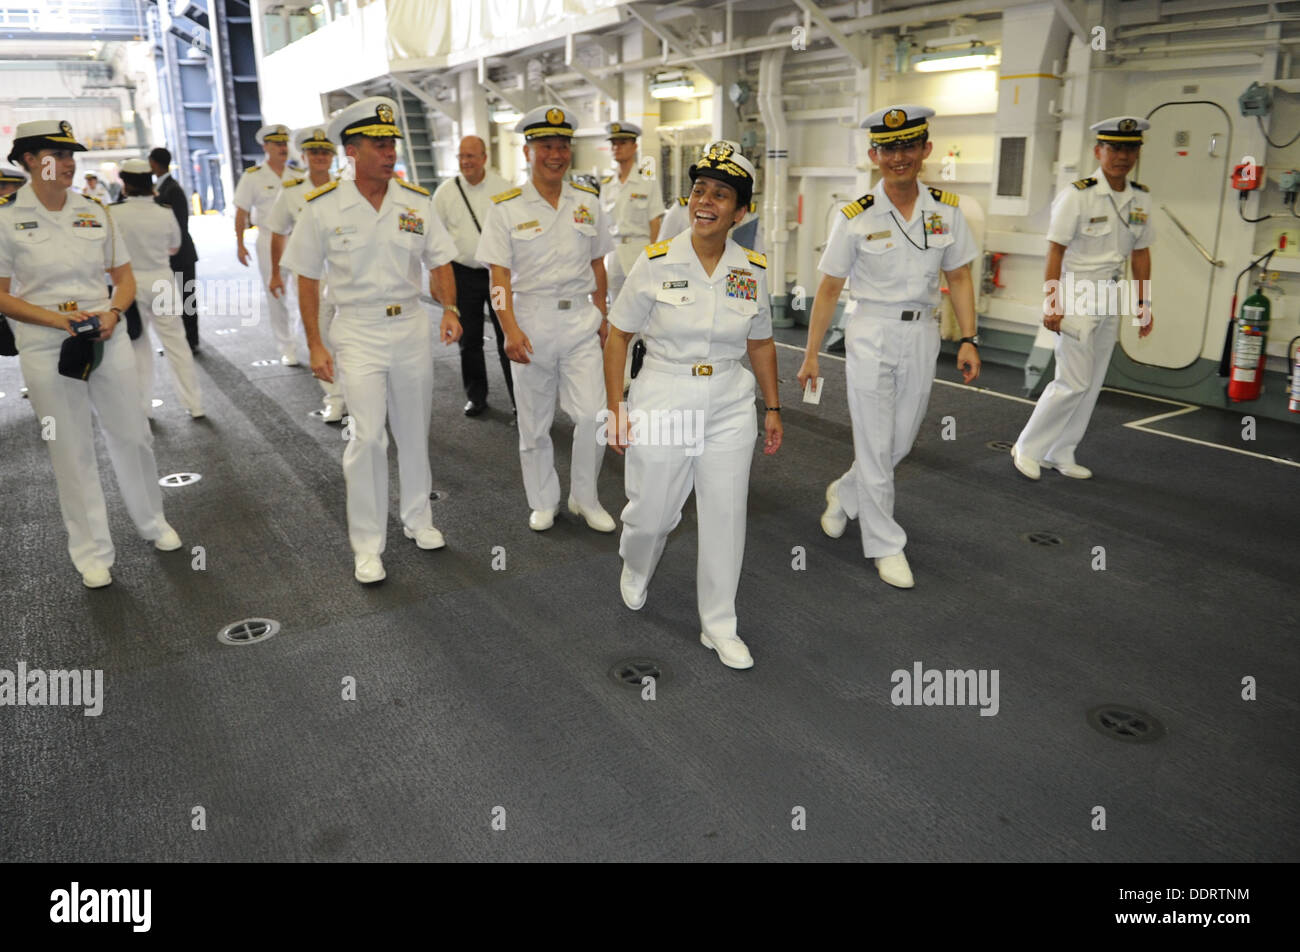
left=1228, top=286, right=1269, bottom=402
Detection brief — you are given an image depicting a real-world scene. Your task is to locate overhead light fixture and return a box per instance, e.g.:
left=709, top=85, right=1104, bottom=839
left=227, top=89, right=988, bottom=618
left=491, top=105, right=522, bottom=124
left=650, top=72, right=695, bottom=100
left=912, top=45, right=999, bottom=73
left=309, top=3, right=324, bottom=13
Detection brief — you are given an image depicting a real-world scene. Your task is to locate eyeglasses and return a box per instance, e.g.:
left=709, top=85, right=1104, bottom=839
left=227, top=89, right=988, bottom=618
left=873, top=140, right=925, bottom=155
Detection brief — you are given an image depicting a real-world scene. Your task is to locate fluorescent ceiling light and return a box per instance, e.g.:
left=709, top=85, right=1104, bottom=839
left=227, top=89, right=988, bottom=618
left=491, top=106, right=522, bottom=124
left=650, top=73, right=694, bottom=100
left=913, top=46, right=999, bottom=72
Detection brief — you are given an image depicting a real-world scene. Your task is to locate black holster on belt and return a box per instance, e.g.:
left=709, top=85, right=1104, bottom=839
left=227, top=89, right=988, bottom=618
left=124, top=301, right=142, bottom=340
left=0, top=315, right=16, bottom=357
left=630, top=339, right=645, bottom=379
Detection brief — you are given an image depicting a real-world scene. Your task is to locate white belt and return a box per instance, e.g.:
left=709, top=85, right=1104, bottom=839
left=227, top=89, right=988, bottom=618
left=642, top=356, right=739, bottom=377
left=855, top=305, right=939, bottom=322
left=513, top=293, right=592, bottom=312
left=616, top=235, right=649, bottom=244
left=334, top=298, right=422, bottom=319
left=35, top=299, right=110, bottom=313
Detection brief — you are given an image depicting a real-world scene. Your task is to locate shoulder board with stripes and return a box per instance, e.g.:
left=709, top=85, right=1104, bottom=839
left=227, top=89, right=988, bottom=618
left=244, top=164, right=261, bottom=174
left=84, top=194, right=104, bottom=207
left=841, top=193, right=874, bottom=219
left=283, top=177, right=305, bottom=188
left=398, top=179, right=430, bottom=196
left=676, top=196, right=688, bottom=206
left=0, top=194, right=14, bottom=208
left=571, top=181, right=598, bottom=196
left=1073, top=177, right=1097, bottom=190
left=492, top=187, right=521, bottom=204
left=600, top=174, right=613, bottom=184
left=1130, top=181, right=1149, bottom=192
left=305, top=181, right=339, bottom=202
left=928, top=187, right=959, bottom=206
left=749, top=201, right=757, bottom=213
left=744, top=248, right=767, bottom=269
left=645, top=240, right=671, bottom=259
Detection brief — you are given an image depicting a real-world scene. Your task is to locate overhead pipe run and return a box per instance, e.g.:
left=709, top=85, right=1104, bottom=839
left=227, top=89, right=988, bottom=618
left=758, top=47, right=792, bottom=328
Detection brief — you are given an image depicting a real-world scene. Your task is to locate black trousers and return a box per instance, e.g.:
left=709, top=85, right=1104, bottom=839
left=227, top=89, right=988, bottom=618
left=172, top=258, right=198, bottom=349
left=453, top=261, right=514, bottom=407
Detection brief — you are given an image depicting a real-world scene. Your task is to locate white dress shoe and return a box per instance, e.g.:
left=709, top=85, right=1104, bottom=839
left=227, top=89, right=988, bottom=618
left=700, top=632, right=754, bottom=670
left=567, top=497, right=616, bottom=533
left=1010, top=444, right=1041, bottom=481
left=404, top=526, right=446, bottom=550
left=354, top=553, right=385, bottom=584
left=82, top=567, right=112, bottom=589
left=321, top=403, right=346, bottom=423
left=619, top=562, right=646, bottom=611
left=280, top=354, right=300, bottom=367
left=820, top=478, right=847, bottom=538
left=529, top=508, right=557, bottom=531
left=1043, top=459, right=1093, bottom=479
left=875, top=552, right=915, bottom=589
left=189, top=408, right=206, bottom=419
left=154, top=524, right=183, bottom=551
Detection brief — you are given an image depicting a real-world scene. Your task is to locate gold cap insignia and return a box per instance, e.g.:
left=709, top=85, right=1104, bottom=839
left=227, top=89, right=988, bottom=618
left=611, top=123, right=620, bottom=133
left=377, top=104, right=394, bottom=124
left=883, top=109, right=905, bottom=129
left=1118, top=118, right=1137, bottom=133
left=60, top=120, right=73, bottom=136
left=546, top=107, right=565, bottom=126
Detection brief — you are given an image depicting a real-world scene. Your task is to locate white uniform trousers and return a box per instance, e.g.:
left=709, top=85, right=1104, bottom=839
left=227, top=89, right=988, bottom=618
left=315, top=293, right=344, bottom=410
left=1015, top=309, right=1121, bottom=467
left=130, top=270, right=203, bottom=415
left=511, top=298, right=607, bottom=513
left=254, top=227, right=301, bottom=362
left=328, top=302, right=435, bottom=555
left=837, top=314, right=941, bottom=559
left=620, top=362, right=757, bottom=641
left=604, top=241, right=643, bottom=307
left=17, top=316, right=169, bottom=574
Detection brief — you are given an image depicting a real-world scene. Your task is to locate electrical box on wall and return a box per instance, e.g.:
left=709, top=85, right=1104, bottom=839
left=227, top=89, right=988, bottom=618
left=991, top=133, right=1034, bottom=217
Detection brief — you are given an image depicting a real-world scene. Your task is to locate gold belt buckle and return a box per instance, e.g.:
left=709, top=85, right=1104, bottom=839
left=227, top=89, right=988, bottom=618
left=58, top=301, right=78, bottom=312
left=385, top=304, right=402, bottom=317
left=692, top=364, right=713, bottom=377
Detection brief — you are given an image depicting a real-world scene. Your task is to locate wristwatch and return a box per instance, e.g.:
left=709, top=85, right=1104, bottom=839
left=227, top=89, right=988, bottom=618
left=959, top=335, right=980, bottom=347
left=109, top=306, right=123, bottom=317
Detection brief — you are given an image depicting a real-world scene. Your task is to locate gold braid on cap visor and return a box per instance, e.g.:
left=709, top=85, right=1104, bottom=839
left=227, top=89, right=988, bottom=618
left=262, top=134, right=290, bottom=142
left=696, top=157, right=751, bottom=181
left=524, top=126, right=574, bottom=139
left=342, top=122, right=402, bottom=138
left=869, top=121, right=929, bottom=145
left=1095, top=132, right=1144, bottom=143
left=301, top=142, right=337, bottom=151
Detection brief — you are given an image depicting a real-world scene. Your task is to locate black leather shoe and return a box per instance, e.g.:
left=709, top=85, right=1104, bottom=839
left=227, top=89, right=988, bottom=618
left=464, top=400, right=487, bottom=417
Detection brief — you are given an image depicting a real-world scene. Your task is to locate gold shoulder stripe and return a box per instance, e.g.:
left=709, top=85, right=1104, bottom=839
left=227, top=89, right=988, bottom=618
left=244, top=164, right=261, bottom=173
left=0, top=194, right=14, bottom=208
left=398, top=179, right=430, bottom=196
left=572, top=181, right=598, bottom=196
left=492, top=187, right=521, bottom=204
left=1073, top=177, right=1097, bottom=190
left=928, top=187, right=959, bottom=206
left=745, top=248, right=767, bottom=269
left=1131, top=181, right=1149, bottom=192
left=84, top=194, right=104, bottom=207
left=305, top=181, right=339, bottom=202
left=645, top=240, right=671, bottom=259
left=676, top=196, right=688, bottom=206
left=841, top=193, right=874, bottom=219
left=283, top=177, right=305, bottom=188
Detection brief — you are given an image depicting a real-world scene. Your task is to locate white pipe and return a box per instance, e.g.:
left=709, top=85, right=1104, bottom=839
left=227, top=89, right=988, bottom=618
left=758, top=47, right=789, bottom=310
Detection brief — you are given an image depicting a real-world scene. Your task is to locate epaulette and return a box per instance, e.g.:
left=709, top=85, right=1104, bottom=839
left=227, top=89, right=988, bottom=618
left=245, top=164, right=261, bottom=173
left=1073, top=177, right=1097, bottom=190
left=645, top=240, right=671, bottom=259
left=83, top=194, right=104, bottom=207
left=572, top=181, right=598, bottom=196
left=0, top=194, right=13, bottom=208
left=492, top=187, right=521, bottom=204
left=676, top=196, right=687, bottom=206
left=928, top=187, right=959, bottom=206
left=1131, top=181, right=1149, bottom=192
left=744, top=249, right=767, bottom=269
left=305, top=181, right=338, bottom=202
left=841, top=193, right=874, bottom=219
left=600, top=174, right=612, bottom=184
left=398, top=178, right=430, bottom=196
left=283, top=177, right=305, bottom=188
left=749, top=201, right=757, bottom=213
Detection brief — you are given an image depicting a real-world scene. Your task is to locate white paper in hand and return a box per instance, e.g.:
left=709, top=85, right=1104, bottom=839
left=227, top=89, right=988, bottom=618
left=803, top=377, right=824, bottom=405
left=1058, top=315, right=1094, bottom=343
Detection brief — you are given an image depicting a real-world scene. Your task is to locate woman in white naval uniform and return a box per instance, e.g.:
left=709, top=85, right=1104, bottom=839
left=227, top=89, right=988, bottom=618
left=114, top=158, right=204, bottom=419
left=233, top=123, right=303, bottom=365
left=0, top=120, right=181, bottom=588
left=267, top=126, right=345, bottom=422
left=604, top=143, right=783, bottom=670
left=1012, top=116, right=1156, bottom=481
left=798, top=105, right=981, bottom=590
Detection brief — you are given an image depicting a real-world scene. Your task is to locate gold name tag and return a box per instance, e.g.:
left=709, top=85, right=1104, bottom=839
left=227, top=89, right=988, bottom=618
left=866, top=230, right=892, bottom=240
left=517, top=220, right=540, bottom=231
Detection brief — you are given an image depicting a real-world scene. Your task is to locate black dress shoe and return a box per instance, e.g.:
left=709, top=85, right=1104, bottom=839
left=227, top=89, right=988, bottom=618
left=464, top=400, right=487, bottom=417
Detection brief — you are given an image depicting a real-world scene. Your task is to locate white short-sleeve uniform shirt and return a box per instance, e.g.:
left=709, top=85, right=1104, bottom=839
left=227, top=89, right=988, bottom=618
left=1046, top=168, right=1155, bottom=276
left=111, top=196, right=180, bottom=276
left=280, top=177, right=457, bottom=309
left=818, top=183, right=976, bottom=310
left=233, top=163, right=297, bottom=226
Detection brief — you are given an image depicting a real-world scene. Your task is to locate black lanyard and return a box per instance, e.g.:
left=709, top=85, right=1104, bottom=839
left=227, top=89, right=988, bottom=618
left=889, top=210, right=928, bottom=251
left=454, top=177, right=481, bottom=233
